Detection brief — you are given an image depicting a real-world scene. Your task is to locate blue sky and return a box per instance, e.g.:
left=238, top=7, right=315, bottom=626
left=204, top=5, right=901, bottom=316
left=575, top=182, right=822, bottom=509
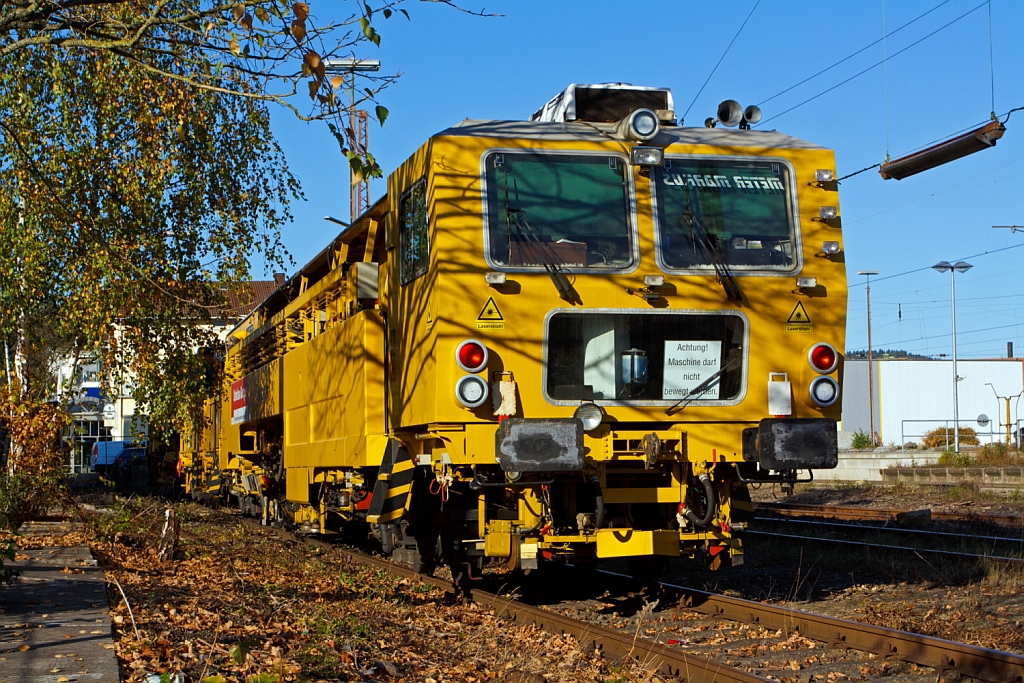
left=267, top=0, right=1024, bottom=359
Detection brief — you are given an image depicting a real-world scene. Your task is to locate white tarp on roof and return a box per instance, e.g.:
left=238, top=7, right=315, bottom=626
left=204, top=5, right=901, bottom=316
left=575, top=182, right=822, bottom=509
left=529, top=83, right=675, bottom=123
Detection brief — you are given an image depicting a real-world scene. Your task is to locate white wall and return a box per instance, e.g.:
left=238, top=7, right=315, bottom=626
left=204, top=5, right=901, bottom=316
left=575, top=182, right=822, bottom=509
left=878, top=360, right=1024, bottom=446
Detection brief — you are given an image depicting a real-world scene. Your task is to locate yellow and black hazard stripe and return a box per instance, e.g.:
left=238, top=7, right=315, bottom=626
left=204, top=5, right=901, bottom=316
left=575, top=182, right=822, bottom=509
left=206, top=469, right=222, bottom=494
left=367, top=440, right=415, bottom=525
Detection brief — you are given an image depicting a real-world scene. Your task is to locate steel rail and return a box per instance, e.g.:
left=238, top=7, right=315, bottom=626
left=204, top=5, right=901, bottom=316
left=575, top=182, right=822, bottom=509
left=655, top=580, right=1024, bottom=683
left=754, top=515, right=1024, bottom=545
left=742, top=528, right=1024, bottom=565
left=240, top=517, right=774, bottom=683
left=756, top=501, right=1024, bottom=527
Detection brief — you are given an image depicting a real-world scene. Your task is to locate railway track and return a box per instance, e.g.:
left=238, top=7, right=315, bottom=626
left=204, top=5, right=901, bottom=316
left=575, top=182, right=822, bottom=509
left=749, top=501, right=1024, bottom=566
left=230, top=511, right=1024, bottom=683
left=650, top=578, right=1024, bottom=683
left=756, top=501, right=1024, bottom=527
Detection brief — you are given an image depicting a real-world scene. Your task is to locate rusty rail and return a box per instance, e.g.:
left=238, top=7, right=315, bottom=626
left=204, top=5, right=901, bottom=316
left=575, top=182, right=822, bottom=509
left=658, top=581, right=1024, bottom=683
left=756, top=501, right=1024, bottom=527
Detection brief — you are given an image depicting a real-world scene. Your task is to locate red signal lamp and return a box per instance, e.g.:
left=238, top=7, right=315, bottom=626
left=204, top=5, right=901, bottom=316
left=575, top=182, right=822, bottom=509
left=809, top=343, right=838, bottom=374
left=455, top=339, right=488, bottom=373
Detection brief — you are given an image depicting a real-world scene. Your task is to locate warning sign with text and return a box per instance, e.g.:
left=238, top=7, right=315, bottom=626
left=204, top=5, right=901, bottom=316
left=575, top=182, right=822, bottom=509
left=476, top=297, right=505, bottom=330
left=662, top=341, right=722, bottom=400
left=785, top=301, right=812, bottom=334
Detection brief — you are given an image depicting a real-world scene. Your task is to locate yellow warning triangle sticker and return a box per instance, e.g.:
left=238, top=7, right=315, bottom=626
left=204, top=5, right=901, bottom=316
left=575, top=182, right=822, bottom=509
left=477, top=297, right=504, bottom=322
left=787, top=301, right=811, bottom=325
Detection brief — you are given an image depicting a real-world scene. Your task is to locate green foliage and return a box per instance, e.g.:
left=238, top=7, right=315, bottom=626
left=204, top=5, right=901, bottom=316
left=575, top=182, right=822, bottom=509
left=88, top=497, right=151, bottom=542
left=246, top=675, right=280, bottom=683
left=0, top=1, right=413, bottom=433
left=230, top=637, right=261, bottom=665
left=0, top=34, right=298, bottom=429
left=202, top=676, right=224, bottom=683
left=851, top=429, right=873, bottom=450
left=973, top=442, right=1023, bottom=467
left=937, top=450, right=973, bottom=467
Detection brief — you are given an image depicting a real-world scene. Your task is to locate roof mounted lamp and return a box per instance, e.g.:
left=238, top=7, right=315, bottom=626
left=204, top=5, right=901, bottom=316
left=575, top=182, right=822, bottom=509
left=705, top=100, right=761, bottom=129
left=616, top=108, right=661, bottom=142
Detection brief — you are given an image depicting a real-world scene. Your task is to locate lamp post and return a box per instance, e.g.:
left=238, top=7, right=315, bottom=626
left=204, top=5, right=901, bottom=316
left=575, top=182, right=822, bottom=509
left=932, top=260, right=972, bottom=453
left=323, top=59, right=381, bottom=222
left=857, top=270, right=879, bottom=445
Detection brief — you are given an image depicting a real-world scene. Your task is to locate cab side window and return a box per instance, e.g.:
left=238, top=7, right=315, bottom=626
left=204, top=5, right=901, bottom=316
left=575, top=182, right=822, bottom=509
left=400, top=180, right=428, bottom=284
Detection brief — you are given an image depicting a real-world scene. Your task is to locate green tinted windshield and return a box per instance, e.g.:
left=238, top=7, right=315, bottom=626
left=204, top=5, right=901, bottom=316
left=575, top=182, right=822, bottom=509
left=654, top=158, right=796, bottom=271
left=485, top=152, right=633, bottom=270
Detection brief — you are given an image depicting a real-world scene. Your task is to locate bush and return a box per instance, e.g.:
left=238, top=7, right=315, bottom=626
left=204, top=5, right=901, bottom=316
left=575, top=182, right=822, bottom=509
left=904, top=441, right=918, bottom=450
left=937, top=450, right=972, bottom=467
left=851, top=429, right=873, bottom=449
left=0, top=398, right=71, bottom=530
left=973, top=442, right=1023, bottom=467
left=922, top=426, right=978, bottom=449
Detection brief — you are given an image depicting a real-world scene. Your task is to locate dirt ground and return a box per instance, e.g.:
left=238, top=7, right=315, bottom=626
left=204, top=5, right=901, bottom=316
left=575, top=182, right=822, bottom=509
left=2, top=497, right=675, bottom=683
left=4, top=483, right=1024, bottom=681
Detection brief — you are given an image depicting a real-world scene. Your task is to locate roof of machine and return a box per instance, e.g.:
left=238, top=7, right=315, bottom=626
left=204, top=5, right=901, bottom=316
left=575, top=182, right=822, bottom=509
left=437, top=119, right=827, bottom=151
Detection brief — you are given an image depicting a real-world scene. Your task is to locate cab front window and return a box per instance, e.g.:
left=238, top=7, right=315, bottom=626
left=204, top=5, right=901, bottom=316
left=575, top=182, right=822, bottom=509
left=484, top=151, right=634, bottom=271
left=654, top=157, right=798, bottom=273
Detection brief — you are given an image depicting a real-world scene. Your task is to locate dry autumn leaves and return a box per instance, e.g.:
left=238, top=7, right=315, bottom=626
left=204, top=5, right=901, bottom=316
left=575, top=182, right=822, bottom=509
left=47, top=499, right=666, bottom=683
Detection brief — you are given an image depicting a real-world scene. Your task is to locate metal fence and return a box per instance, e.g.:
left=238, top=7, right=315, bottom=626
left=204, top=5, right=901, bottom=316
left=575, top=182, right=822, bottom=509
left=899, top=419, right=1001, bottom=454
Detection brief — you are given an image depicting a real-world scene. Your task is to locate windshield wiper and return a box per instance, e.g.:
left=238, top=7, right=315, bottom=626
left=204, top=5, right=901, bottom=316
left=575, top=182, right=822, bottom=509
left=664, top=357, right=739, bottom=416
left=504, top=180, right=581, bottom=304
left=680, top=189, right=743, bottom=302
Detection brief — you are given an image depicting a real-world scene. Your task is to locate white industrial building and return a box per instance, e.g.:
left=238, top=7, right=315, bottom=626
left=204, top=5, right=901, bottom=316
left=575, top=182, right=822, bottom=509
left=840, top=357, right=1024, bottom=448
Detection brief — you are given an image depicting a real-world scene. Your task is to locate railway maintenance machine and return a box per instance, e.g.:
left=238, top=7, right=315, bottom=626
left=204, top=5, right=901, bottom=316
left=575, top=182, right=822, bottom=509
left=181, top=83, right=845, bottom=585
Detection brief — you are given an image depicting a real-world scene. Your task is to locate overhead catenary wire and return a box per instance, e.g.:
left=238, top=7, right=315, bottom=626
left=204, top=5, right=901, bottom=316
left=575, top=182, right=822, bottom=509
left=680, top=0, right=760, bottom=123
left=848, top=243, right=1024, bottom=288
left=882, top=0, right=891, bottom=160
left=755, top=0, right=951, bottom=108
left=756, top=0, right=989, bottom=128
left=987, top=0, right=995, bottom=116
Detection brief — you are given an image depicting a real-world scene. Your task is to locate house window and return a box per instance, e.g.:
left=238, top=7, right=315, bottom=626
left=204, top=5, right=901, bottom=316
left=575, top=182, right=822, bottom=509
left=400, top=180, right=428, bottom=284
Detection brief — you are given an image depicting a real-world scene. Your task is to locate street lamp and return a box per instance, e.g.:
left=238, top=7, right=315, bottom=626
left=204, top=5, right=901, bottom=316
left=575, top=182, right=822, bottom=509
left=323, top=59, right=382, bottom=222
left=932, top=260, right=973, bottom=453
left=856, top=270, right=879, bottom=445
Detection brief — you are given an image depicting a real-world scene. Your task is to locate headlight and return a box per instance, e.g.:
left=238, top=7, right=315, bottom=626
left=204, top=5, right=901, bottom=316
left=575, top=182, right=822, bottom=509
left=573, top=403, right=603, bottom=432
left=627, top=109, right=660, bottom=141
left=630, top=146, right=664, bottom=167
left=455, top=374, right=489, bottom=408
left=809, top=376, right=840, bottom=407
